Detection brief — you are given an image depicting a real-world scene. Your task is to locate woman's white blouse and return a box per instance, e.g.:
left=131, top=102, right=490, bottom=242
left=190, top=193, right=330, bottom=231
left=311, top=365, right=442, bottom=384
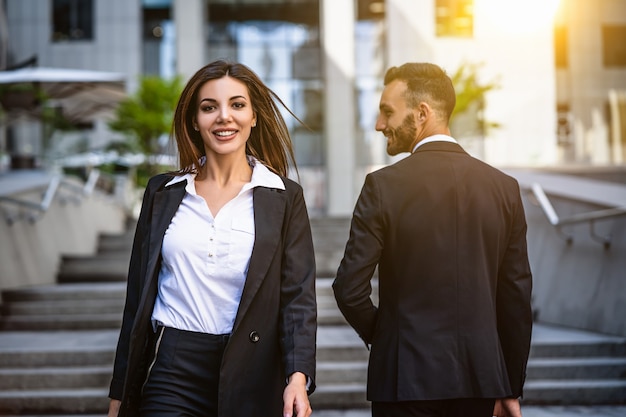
left=151, top=159, right=285, bottom=335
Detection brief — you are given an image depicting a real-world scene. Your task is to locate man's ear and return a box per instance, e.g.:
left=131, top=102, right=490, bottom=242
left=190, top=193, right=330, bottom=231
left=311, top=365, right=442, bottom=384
left=417, top=102, right=431, bottom=122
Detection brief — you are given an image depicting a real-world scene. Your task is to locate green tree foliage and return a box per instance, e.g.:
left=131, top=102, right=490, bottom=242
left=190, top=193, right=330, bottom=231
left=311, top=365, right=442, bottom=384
left=450, top=61, right=500, bottom=134
left=108, top=75, right=183, bottom=155
left=108, top=75, right=183, bottom=185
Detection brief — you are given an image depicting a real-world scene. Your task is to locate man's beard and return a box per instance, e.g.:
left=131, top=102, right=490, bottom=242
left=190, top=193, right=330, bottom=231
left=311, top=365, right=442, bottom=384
left=385, top=113, right=417, bottom=156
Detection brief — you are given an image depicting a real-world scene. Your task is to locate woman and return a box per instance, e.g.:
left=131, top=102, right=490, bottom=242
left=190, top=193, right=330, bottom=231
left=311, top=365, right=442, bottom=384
left=107, top=60, right=317, bottom=417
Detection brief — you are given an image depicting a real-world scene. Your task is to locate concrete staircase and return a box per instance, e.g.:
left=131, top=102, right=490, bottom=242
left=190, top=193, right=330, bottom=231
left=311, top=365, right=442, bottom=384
left=1, top=218, right=626, bottom=415
left=524, top=327, right=626, bottom=404
left=56, top=229, right=133, bottom=284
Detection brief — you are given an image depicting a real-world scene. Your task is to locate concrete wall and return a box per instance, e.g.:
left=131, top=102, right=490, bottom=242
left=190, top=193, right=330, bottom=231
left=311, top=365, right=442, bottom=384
left=507, top=168, right=626, bottom=337
left=522, top=194, right=626, bottom=337
left=0, top=175, right=126, bottom=293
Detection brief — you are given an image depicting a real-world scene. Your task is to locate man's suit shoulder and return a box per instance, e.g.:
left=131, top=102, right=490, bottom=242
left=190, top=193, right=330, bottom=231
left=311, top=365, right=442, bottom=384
left=364, top=149, right=521, bottom=190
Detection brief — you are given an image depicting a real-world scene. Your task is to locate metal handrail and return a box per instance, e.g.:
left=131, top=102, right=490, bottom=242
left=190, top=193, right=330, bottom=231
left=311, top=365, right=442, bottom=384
left=530, top=182, right=626, bottom=249
left=0, top=169, right=102, bottom=225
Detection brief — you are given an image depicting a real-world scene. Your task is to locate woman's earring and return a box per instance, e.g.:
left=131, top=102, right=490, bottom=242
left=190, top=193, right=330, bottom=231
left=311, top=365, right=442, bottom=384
left=194, top=125, right=199, bottom=131
left=252, top=122, right=256, bottom=128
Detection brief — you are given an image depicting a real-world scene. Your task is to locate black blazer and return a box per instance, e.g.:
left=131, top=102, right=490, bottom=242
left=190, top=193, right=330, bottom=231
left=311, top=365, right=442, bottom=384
left=333, top=142, right=532, bottom=402
left=109, top=172, right=317, bottom=417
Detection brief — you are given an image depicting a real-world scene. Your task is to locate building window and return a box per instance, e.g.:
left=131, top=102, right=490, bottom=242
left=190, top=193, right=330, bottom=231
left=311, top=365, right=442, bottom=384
left=52, top=0, right=94, bottom=42
left=436, top=0, right=473, bottom=38
left=358, top=0, right=385, bottom=21
left=556, top=103, right=572, bottom=145
left=602, top=25, right=626, bottom=67
left=554, top=26, right=568, bottom=68
left=206, top=1, right=325, bottom=213
left=142, top=1, right=172, bottom=76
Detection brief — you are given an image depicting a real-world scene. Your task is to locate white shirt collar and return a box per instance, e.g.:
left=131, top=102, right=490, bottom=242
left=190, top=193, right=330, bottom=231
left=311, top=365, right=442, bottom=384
left=165, top=156, right=285, bottom=190
left=412, top=134, right=458, bottom=153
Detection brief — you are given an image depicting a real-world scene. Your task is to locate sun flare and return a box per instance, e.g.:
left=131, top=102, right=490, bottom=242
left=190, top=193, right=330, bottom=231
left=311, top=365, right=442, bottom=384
left=478, top=0, right=561, bottom=35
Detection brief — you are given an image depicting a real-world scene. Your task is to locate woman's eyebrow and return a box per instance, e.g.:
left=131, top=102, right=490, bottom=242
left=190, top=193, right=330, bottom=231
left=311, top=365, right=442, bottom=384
left=199, top=95, right=247, bottom=103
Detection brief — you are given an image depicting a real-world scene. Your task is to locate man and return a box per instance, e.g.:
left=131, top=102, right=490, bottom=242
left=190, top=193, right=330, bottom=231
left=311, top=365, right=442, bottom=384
left=332, top=62, right=533, bottom=417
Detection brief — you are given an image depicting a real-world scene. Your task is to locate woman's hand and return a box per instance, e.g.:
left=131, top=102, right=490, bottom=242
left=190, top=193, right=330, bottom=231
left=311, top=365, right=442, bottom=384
left=107, top=399, right=121, bottom=417
left=493, top=398, right=522, bottom=417
left=282, top=372, right=312, bottom=417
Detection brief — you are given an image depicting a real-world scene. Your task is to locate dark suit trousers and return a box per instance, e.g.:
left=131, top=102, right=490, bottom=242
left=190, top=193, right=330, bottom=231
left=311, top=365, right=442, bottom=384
left=139, top=326, right=230, bottom=417
left=372, top=398, right=495, bottom=417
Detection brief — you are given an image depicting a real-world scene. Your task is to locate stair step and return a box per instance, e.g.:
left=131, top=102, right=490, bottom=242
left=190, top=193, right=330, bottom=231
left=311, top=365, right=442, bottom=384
left=0, top=330, right=117, bottom=367
left=58, top=269, right=128, bottom=283
left=0, top=314, right=122, bottom=331
left=97, top=231, right=135, bottom=253
left=0, top=347, right=114, bottom=369
left=315, top=278, right=378, bottom=299
left=0, top=366, right=111, bottom=390
left=317, top=362, right=367, bottom=384
left=312, top=380, right=626, bottom=408
left=61, top=252, right=130, bottom=263
left=57, top=253, right=130, bottom=283
left=1, top=415, right=103, bottom=417
left=0, top=389, right=109, bottom=415
left=311, top=384, right=369, bottom=409
left=1, top=283, right=125, bottom=302
left=523, top=379, right=626, bottom=405
left=317, top=326, right=368, bottom=362
left=527, top=357, right=626, bottom=380
left=318, top=308, right=349, bottom=326
left=1, top=299, right=124, bottom=316
left=317, top=297, right=341, bottom=309
left=530, top=341, right=626, bottom=358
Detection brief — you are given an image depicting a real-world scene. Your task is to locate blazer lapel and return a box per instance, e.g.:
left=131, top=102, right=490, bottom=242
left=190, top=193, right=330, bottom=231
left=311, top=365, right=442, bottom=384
left=232, top=186, right=286, bottom=333
left=143, top=180, right=187, bottom=293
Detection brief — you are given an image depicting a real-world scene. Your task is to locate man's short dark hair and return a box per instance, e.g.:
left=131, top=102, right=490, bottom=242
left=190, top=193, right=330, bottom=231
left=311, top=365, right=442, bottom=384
left=384, top=63, right=456, bottom=121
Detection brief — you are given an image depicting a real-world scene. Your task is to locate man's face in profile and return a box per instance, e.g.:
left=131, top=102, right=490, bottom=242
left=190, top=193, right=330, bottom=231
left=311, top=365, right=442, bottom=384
left=376, top=80, right=418, bottom=155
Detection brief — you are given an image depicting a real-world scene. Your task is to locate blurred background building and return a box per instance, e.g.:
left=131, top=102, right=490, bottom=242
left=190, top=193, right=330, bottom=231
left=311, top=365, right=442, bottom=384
left=1, top=0, right=625, bottom=216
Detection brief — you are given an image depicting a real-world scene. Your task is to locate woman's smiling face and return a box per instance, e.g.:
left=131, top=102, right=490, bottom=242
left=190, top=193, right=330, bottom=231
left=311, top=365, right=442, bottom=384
left=194, top=75, right=257, bottom=158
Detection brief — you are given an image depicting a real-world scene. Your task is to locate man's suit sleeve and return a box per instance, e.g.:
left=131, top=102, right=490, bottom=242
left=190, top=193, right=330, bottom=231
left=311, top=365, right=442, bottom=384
left=497, top=182, right=533, bottom=397
left=333, top=173, right=384, bottom=344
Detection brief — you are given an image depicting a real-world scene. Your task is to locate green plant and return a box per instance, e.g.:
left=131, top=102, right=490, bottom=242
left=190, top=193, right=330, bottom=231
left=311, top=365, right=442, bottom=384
left=450, top=61, right=501, bottom=135
left=108, top=75, right=183, bottom=184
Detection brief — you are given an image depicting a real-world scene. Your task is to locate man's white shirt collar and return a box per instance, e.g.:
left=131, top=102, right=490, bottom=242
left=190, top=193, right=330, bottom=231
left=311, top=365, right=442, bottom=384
left=412, top=134, right=458, bottom=153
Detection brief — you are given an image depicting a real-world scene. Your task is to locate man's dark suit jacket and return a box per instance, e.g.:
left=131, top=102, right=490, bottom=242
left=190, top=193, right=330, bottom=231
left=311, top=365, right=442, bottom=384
left=109, top=172, right=317, bottom=417
left=333, top=141, right=533, bottom=402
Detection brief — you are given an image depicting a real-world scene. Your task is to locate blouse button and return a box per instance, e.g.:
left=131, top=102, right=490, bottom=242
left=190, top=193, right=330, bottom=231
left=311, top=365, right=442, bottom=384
left=208, top=253, right=213, bottom=257
left=249, top=331, right=260, bottom=343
